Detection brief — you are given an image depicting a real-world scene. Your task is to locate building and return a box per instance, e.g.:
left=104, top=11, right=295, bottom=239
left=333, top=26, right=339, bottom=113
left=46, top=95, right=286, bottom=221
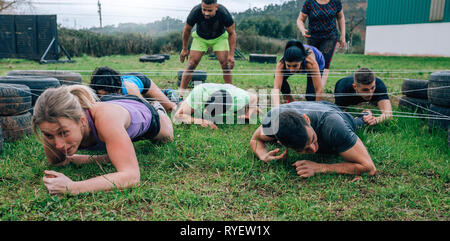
left=365, top=0, right=450, bottom=57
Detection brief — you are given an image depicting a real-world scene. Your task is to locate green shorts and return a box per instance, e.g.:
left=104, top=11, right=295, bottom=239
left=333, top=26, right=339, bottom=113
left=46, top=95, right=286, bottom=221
left=191, top=31, right=229, bottom=52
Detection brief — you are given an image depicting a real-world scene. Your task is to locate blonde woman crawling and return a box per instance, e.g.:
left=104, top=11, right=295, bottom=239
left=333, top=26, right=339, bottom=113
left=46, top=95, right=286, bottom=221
left=32, top=85, right=173, bottom=195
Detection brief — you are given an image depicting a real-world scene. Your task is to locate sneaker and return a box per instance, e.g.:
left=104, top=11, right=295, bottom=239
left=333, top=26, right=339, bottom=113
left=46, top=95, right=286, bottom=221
left=162, top=88, right=180, bottom=104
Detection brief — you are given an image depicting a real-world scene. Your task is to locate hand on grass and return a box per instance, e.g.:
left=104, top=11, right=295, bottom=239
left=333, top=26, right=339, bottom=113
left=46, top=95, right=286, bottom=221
left=292, top=160, right=321, bottom=178
left=260, top=148, right=288, bottom=163
left=43, top=170, right=74, bottom=195
left=362, top=109, right=377, bottom=126
left=201, top=119, right=218, bottom=129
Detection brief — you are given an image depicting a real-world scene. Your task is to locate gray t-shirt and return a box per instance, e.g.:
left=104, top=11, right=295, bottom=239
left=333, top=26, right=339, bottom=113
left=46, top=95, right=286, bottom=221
left=262, top=101, right=357, bottom=154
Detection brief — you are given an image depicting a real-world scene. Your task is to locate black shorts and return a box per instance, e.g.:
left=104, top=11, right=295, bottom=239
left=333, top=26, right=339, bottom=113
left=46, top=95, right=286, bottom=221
left=100, top=94, right=161, bottom=140
left=123, top=72, right=152, bottom=94
left=307, top=37, right=337, bottom=69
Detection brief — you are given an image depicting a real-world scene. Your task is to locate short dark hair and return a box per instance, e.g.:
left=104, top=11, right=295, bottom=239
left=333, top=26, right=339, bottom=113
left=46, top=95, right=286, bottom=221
left=274, top=109, right=310, bottom=151
left=204, top=89, right=232, bottom=117
left=202, top=0, right=217, bottom=4
left=354, top=68, right=375, bottom=85
left=90, top=66, right=122, bottom=94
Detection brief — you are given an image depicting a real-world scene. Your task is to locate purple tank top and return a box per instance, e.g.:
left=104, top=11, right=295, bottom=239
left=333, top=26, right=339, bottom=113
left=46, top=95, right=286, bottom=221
left=82, top=99, right=152, bottom=151
left=302, top=44, right=325, bottom=70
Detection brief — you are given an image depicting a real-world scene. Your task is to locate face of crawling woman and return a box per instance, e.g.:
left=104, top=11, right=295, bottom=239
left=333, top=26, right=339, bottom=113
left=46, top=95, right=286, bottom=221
left=38, top=117, right=85, bottom=157
left=285, top=61, right=302, bottom=73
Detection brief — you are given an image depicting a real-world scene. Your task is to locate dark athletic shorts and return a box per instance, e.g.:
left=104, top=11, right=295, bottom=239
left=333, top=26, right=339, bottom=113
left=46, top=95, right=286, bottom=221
left=100, top=94, right=161, bottom=140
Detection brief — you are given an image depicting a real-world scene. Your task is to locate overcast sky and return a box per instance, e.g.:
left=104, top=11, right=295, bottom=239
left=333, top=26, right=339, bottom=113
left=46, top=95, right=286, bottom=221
left=11, top=0, right=288, bottom=29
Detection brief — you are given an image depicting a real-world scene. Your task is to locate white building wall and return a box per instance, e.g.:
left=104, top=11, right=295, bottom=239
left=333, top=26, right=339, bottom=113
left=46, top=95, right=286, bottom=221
left=365, top=22, right=450, bottom=57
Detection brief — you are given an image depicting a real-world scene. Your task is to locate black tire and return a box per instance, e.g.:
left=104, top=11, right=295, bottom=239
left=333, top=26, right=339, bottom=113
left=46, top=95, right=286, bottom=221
left=0, top=76, right=61, bottom=105
left=428, top=104, right=450, bottom=131
left=249, top=54, right=277, bottom=64
left=139, top=55, right=166, bottom=63
left=398, top=96, right=430, bottom=114
left=177, top=70, right=207, bottom=87
left=0, top=112, right=32, bottom=141
left=157, top=54, right=170, bottom=60
left=428, top=71, right=450, bottom=107
left=0, top=83, right=32, bottom=116
left=7, top=70, right=82, bottom=86
left=401, top=79, right=428, bottom=99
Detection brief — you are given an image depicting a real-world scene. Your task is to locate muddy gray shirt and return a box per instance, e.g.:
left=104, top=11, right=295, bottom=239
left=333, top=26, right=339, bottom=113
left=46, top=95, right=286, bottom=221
left=262, top=101, right=358, bottom=154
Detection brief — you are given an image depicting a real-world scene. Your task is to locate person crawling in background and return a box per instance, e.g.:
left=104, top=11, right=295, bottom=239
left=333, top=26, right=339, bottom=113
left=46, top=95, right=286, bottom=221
left=89, top=66, right=178, bottom=113
left=173, top=83, right=260, bottom=129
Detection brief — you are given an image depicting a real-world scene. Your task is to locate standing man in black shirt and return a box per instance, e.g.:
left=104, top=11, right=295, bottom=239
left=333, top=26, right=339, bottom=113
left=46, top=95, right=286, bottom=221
left=179, top=0, right=236, bottom=97
left=334, top=68, right=393, bottom=126
left=250, top=101, right=377, bottom=178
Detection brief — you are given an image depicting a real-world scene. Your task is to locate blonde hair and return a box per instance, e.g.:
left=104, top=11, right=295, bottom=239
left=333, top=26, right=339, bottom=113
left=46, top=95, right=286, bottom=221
left=32, top=85, right=99, bottom=163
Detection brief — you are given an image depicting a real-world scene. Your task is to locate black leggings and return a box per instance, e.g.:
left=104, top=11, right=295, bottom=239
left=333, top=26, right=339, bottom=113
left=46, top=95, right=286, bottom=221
left=281, top=74, right=317, bottom=101
left=307, top=38, right=337, bottom=69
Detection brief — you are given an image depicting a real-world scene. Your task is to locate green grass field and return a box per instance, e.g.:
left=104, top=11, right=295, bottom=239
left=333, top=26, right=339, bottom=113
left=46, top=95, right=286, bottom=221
left=0, top=54, right=448, bottom=220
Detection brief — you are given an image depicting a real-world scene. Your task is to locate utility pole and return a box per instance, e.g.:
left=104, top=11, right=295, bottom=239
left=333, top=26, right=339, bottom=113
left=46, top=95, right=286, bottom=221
left=97, top=0, right=103, bottom=28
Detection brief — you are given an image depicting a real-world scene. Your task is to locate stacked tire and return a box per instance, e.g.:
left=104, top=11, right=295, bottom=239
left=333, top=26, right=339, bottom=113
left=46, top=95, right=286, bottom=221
left=0, top=84, right=33, bottom=142
left=0, top=76, right=60, bottom=106
left=427, top=71, right=450, bottom=132
left=177, top=70, right=207, bottom=87
left=249, top=54, right=277, bottom=64
left=139, top=55, right=166, bottom=63
left=398, top=79, right=430, bottom=114
left=7, top=70, right=82, bottom=86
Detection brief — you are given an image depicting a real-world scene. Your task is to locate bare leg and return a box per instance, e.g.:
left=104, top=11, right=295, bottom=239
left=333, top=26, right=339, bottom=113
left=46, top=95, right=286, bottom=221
left=180, top=50, right=204, bottom=96
left=321, top=68, right=329, bottom=90
left=144, top=80, right=177, bottom=113
left=215, top=51, right=232, bottom=84
left=153, top=110, right=174, bottom=143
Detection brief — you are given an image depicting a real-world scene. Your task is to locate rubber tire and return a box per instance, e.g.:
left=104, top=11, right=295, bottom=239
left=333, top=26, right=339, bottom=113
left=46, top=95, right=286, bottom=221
left=428, top=104, right=450, bottom=131
left=0, top=83, right=32, bottom=116
left=139, top=55, right=166, bottom=63
left=0, top=112, right=32, bottom=141
left=0, top=76, right=61, bottom=105
left=7, top=70, right=82, bottom=86
left=157, top=54, right=170, bottom=60
left=177, top=70, right=207, bottom=87
left=249, top=54, right=277, bottom=64
left=398, top=96, right=430, bottom=114
left=428, top=71, right=450, bottom=107
left=401, top=79, right=428, bottom=99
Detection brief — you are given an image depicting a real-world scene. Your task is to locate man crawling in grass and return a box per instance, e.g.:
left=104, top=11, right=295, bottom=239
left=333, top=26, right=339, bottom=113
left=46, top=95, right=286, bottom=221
left=173, top=83, right=259, bottom=129
left=250, top=101, right=376, bottom=178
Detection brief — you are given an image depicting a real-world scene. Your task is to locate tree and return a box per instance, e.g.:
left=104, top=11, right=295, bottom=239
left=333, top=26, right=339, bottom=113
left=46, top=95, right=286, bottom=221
left=345, top=7, right=366, bottom=48
left=0, top=0, right=31, bottom=13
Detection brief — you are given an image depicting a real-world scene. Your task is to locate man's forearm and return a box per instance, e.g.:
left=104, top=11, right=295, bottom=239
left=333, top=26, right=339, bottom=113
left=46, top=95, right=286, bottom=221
left=228, top=31, right=236, bottom=56
left=317, top=161, right=375, bottom=176
left=250, top=139, right=268, bottom=161
left=182, top=30, right=191, bottom=50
